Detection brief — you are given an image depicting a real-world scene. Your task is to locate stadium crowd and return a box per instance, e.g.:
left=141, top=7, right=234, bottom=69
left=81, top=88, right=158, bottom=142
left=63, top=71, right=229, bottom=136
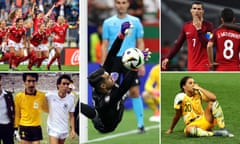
left=0, top=73, right=79, bottom=92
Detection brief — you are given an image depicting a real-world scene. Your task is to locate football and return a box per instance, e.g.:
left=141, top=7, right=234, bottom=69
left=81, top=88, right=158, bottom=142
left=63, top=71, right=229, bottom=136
left=122, top=48, right=145, bottom=70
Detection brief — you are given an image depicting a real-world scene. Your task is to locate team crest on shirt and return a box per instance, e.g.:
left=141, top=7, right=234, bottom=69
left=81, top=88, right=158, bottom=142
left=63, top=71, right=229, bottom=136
left=33, top=101, right=39, bottom=109
left=64, top=103, right=68, bottom=110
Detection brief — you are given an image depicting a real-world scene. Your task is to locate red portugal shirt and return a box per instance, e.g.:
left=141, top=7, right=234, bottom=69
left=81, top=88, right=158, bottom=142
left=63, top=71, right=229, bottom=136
left=166, top=20, right=214, bottom=71
left=210, top=28, right=240, bottom=71
left=52, top=23, right=69, bottom=43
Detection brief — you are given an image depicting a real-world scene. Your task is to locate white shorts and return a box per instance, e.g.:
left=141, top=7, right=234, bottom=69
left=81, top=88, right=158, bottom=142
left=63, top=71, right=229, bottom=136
left=8, top=39, right=22, bottom=51
left=47, top=127, right=68, bottom=139
left=39, top=44, right=49, bottom=51
left=30, top=44, right=41, bottom=51
left=53, top=42, right=64, bottom=50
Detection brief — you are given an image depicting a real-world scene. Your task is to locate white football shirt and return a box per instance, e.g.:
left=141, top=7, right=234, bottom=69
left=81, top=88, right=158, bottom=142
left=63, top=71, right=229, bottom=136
left=46, top=92, right=75, bottom=133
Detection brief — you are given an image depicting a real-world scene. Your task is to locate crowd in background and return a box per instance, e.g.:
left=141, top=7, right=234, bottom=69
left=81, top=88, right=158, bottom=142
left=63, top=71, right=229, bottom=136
left=0, top=73, right=79, bottom=92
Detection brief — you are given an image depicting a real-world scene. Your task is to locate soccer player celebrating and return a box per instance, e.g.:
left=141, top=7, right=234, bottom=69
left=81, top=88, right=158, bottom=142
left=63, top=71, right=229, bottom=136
left=47, top=16, right=78, bottom=70
left=207, top=8, right=240, bottom=71
left=162, top=1, right=214, bottom=71
left=36, top=19, right=54, bottom=69
left=166, top=76, right=234, bottom=137
left=0, top=20, right=9, bottom=63
left=81, top=22, right=150, bottom=133
left=27, top=23, right=46, bottom=70
left=6, top=18, right=26, bottom=70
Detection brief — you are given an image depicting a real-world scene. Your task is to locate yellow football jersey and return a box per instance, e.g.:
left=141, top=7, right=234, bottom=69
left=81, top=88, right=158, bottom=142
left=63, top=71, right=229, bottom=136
left=174, top=91, right=205, bottom=125
left=14, top=91, right=48, bottom=127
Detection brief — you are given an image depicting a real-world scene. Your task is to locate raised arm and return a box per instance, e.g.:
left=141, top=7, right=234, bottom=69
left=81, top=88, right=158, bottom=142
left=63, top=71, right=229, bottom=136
left=102, top=21, right=131, bottom=71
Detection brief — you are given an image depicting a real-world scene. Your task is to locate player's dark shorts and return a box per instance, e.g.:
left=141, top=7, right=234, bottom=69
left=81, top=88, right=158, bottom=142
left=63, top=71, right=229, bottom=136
left=110, top=57, right=140, bottom=86
left=19, top=125, right=43, bottom=141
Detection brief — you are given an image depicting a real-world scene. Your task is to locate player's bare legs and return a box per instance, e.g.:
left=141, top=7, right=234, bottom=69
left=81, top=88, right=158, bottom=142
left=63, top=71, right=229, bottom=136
left=47, top=47, right=62, bottom=70
left=20, top=139, right=40, bottom=144
left=36, top=50, right=49, bottom=69
left=49, top=136, right=65, bottom=144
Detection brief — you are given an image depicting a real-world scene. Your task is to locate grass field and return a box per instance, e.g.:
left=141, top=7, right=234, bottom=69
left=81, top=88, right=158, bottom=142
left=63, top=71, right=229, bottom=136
left=85, top=108, right=159, bottom=144
left=161, top=72, right=240, bottom=144
left=0, top=64, right=79, bottom=71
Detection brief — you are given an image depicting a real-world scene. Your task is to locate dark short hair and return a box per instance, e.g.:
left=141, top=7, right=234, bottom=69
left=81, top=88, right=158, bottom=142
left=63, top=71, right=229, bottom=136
left=221, top=8, right=234, bottom=22
left=56, top=74, right=72, bottom=86
left=23, top=73, right=39, bottom=82
left=180, top=76, right=192, bottom=92
left=192, top=1, right=204, bottom=8
left=88, top=68, right=105, bottom=89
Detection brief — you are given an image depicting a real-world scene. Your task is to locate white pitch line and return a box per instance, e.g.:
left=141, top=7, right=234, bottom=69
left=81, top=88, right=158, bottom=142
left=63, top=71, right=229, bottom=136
left=84, top=125, right=159, bottom=144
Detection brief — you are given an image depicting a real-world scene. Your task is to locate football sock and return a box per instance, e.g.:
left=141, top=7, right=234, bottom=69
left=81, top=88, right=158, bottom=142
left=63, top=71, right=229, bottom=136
left=36, top=56, right=47, bottom=68
left=212, top=101, right=225, bottom=129
left=188, top=127, right=214, bottom=137
left=48, top=56, right=57, bottom=67
left=132, top=97, right=144, bottom=128
left=0, top=52, right=10, bottom=62
left=57, top=56, right=61, bottom=66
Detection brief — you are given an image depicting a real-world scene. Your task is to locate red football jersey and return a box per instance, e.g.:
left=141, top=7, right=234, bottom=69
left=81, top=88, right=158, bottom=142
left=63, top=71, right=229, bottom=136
left=167, top=20, right=214, bottom=71
left=33, top=17, right=45, bottom=33
left=30, top=31, right=44, bottom=47
left=52, top=23, right=69, bottom=43
left=8, top=26, right=26, bottom=43
left=0, top=28, right=7, bottom=44
left=210, top=28, right=240, bottom=71
left=42, top=28, right=52, bottom=44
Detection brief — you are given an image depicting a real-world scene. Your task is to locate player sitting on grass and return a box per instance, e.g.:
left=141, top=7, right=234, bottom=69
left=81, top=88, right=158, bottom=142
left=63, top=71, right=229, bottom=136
left=80, top=21, right=150, bottom=133
left=166, top=76, right=234, bottom=137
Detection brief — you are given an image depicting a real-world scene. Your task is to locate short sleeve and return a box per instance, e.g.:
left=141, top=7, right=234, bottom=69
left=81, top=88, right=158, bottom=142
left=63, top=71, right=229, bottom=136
left=173, top=92, right=185, bottom=110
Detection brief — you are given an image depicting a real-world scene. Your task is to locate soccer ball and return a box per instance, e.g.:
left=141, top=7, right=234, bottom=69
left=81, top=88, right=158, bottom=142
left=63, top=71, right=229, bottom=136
left=122, top=48, right=145, bottom=70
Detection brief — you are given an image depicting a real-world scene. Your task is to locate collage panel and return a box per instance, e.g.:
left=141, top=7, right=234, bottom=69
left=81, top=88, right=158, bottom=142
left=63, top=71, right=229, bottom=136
left=81, top=0, right=160, bottom=143
left=0, top=1, right=79, bottom=72
left=0, top=0, right=80, bottom=143
left=161, top=72, right=239, bottom=143
left=161, top=0, right=240, bottom=72
left=0, top=72, right=79, bottom=144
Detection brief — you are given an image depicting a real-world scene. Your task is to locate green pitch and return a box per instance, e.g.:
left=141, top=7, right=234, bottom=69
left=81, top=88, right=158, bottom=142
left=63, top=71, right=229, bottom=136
left=87, top=108, right=159, bottom=144
left=161, top=72, right=240, bottom=144
left=0, top=64, right=79, bottom=71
